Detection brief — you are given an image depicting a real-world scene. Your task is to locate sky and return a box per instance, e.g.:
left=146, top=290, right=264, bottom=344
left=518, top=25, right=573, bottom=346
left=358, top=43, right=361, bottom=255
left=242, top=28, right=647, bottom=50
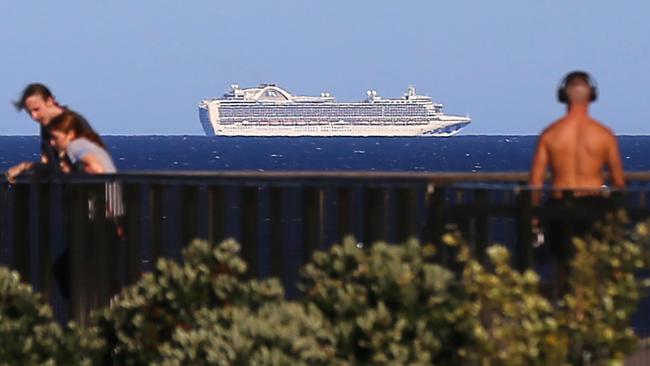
left=1, top=1, right=649, bottom=136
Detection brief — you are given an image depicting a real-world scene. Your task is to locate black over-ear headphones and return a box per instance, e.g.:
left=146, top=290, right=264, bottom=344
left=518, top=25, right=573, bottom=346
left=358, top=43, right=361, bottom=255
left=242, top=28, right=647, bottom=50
left=557, top=70, right=598, bottom=103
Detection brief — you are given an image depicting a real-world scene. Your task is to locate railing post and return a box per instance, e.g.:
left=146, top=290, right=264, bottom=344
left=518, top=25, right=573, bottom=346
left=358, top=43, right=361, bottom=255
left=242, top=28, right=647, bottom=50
left=281, top=187, right=305, bottom=296
left=68, top=183, right=89, bottom=324
left=364, top=188, right=388, bottom=245
left=303, top=187, right=323, bottom=256
left=269, top=187, right=283, bottom=279
left=181, top=184, right=200, bottom=246
left=321, top=187, right=339, bottom=250
left=12, top=183, right=31, bottom=281
left=241, top=187, right=259, bottom=277
left=207, top=186, right=226, bottom=246
left=150, top=184, right=164, bottom=262
left=123, top=183, right=142, bottom=285
left=48, top=181, right=67, bottom=323
left=0, top=182, right=8, bottom=265
left=337, top=187, right=353, bottom=243
left=425, top=185, right=446, bottom=257
left=515, top=189, right=534, bottom=271
left=37, top=182, right=53, bottom=301
left=473, top=189, right=489, bottom=263
left=89, top=183, right=111, bottom=311
left=395, top=188, right=419, bottom=244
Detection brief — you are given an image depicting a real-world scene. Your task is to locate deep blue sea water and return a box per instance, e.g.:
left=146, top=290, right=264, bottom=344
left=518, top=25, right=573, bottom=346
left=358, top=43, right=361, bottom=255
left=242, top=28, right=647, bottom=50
left=1, top=135, right=649, bottom=172
left=3, top=135, right=650, bottom=332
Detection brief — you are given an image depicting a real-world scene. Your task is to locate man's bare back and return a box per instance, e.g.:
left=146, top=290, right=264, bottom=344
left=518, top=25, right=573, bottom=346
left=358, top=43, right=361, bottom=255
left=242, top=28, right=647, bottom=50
left=530, top=114, right=625, bottom=190
left=529, top=72, right=625, bottom=192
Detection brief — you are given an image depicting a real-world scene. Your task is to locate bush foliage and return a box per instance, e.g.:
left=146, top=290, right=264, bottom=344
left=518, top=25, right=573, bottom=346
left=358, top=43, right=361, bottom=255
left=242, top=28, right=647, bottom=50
left=93, top=239, right=286, bottom=364
left=560, top=214, right=650, bottom=364
left=1, top=214, right=649, bottom=365
left=299, top=238, right=477, bottom=365
left=0, top=267, right=103, bottom=365
left=155, top=304, right=337, bottom=365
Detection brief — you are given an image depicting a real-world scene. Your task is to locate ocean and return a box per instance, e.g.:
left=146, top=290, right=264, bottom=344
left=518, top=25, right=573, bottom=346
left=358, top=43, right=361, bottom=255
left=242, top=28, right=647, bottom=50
left=3, top=134, right=650, bottom=333
left=1, top=135, right=649, bottom=172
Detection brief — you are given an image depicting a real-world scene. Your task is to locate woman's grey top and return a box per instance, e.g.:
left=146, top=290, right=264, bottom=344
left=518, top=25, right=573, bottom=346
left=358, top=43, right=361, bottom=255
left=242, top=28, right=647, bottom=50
left=66, top=137, right=117, bottom=173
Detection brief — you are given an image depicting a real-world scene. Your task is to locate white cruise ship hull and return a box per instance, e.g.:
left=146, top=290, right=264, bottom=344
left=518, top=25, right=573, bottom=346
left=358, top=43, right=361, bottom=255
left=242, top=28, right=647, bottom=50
left=199, top=106, right=469, bottom=137
left=199, top=84, right=471, bottom=137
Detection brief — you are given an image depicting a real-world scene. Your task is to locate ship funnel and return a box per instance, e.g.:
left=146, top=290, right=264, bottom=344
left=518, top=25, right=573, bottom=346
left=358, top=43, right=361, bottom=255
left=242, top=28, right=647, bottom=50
left=408, top=86, right=416, bottom=96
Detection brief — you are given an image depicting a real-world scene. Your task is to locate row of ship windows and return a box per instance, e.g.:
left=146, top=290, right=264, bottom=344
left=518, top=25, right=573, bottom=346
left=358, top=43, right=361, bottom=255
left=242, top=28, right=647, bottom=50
left=219, top=111, right=428, bottom=118
left=220, top=116, right=429, bottom=121
left=218, top=107, right=427, bottom=118
left=219, top=106, right=427, bottom=112
left=219, top=121, right=429, bottom=126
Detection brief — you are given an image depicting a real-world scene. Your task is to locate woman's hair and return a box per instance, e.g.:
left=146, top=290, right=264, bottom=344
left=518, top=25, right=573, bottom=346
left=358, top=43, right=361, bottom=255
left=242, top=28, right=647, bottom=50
left=49, top=110, right=107, bottom=149
left=13, top=83, right=54, bottom=111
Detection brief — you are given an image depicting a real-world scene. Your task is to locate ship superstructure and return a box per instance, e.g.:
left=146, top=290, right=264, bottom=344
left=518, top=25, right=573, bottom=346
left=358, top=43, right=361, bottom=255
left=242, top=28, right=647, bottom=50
left=198, top=84, right=470, bottom=136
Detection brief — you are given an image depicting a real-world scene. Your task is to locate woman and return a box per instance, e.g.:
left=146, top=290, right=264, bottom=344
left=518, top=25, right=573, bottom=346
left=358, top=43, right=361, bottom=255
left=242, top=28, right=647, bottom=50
left=48, top=110, right=116, bottom=173
left=48, top=110, right=123, bottom=298
left=48, top=110, right=122, bottom=216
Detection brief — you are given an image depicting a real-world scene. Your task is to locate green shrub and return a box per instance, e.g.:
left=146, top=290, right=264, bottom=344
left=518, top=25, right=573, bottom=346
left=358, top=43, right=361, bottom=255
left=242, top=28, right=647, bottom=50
left=452, top=234, right=569, bottom=365
left=0, top=267, right=102, bottom=365
left=93, top=239, right=285, bottom=364
left=560, top=213, right=650, bottom=364
left=299, top=214, right=650, bottom=365
left=2, top=215, right=649, bottom=365
left=299, top=238, right=479, bottom=365
left=155, top=303, right=338, bottom=366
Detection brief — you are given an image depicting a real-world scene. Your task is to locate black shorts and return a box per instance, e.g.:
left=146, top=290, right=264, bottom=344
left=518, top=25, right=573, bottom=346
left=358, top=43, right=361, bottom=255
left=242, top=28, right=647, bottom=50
left=544, top=195, right=617, bottom=261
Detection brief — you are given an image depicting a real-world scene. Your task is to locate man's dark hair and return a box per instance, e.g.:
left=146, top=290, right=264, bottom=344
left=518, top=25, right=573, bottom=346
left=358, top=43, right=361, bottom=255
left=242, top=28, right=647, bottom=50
left=13, top=83, right=54, bottom=111
left=558, top=70, right=597, bottom=103
left=564, top=71, right=591, bottom=85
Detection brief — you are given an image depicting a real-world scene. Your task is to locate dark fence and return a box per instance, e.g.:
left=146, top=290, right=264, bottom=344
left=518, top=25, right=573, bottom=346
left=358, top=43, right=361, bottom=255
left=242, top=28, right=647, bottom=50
left=2, top=171, right=650, bottom=328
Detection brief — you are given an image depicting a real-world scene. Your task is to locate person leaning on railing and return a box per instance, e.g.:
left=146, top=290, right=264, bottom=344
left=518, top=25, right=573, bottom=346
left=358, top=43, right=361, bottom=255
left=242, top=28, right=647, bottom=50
left=4, top=83, right=95, bottom=182
left=48, top=110, right=116, bottom=174
left=47, top=110, right=124, bottom=298
left=528, top=70, right=626, bottom=293
left=47, top=110, right=122, bottom=220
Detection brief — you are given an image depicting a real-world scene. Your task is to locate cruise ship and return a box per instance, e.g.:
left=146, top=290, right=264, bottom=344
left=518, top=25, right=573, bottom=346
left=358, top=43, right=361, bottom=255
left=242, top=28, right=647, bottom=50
left=198, top=84, right=471, bottom=136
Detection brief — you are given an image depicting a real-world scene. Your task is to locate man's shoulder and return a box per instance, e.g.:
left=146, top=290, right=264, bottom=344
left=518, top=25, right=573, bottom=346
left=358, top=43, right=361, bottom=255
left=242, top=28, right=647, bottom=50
left=592, top=118, right=614, bottom=132
left=539, top=118, right=565, bottom=138
left=582, top=118, right=617, bottom=139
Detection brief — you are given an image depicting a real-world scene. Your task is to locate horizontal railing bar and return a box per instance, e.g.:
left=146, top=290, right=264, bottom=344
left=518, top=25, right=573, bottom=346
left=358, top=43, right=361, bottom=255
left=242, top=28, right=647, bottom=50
left=5, top=170, right=650, bottom=184
left=0, top=171, right=650, bottom=188
left=3, top=171, right=529, bottom=184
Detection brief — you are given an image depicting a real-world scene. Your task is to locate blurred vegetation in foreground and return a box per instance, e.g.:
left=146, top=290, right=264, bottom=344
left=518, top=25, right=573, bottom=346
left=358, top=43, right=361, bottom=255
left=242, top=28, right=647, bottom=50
left=1, top=212, right=649, bottom=365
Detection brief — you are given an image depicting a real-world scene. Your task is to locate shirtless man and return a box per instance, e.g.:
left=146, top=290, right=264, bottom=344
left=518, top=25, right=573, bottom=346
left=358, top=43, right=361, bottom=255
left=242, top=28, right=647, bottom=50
left=529, top=71, right=625, bottom=294
left=529, top=71, right=625, bottom=192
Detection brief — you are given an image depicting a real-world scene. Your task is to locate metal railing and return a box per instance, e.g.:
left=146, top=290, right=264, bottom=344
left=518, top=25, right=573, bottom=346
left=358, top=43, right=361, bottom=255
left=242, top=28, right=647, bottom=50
left=2, top=171, right=650, bottom=328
